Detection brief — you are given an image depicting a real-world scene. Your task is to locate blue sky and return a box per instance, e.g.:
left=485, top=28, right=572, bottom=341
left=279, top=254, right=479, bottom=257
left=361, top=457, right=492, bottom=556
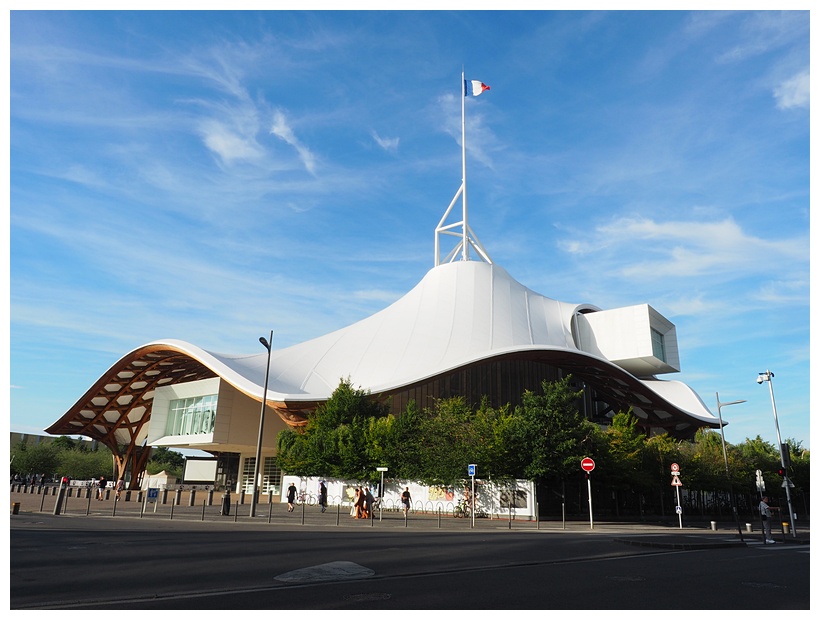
left=7, top=9, right=812, bottom=453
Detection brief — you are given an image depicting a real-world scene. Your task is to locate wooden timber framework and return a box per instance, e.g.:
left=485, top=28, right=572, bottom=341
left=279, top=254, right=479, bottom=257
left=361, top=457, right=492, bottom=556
left=46, top=346, right=218, bottom=490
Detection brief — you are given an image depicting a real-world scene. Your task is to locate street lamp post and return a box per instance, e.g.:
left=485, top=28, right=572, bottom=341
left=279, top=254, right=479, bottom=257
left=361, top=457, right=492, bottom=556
left=756, top=370, right=796, bottom=538
left=715, top=392, right=746, bottom=540
left=250, top=330, right=274, bottom=518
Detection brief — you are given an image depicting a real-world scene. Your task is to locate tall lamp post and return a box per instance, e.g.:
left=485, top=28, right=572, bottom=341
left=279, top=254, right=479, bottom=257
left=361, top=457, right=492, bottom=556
left=250, top=330, right=274, bottom=518
left=756, top=370, right=796, bottom=538
left=715, top=392, right=746, bottom=540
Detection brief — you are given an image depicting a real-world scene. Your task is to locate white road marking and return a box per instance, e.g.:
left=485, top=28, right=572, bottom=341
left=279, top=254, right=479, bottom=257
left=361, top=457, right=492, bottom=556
left=275, top=561, right=375, bottom=583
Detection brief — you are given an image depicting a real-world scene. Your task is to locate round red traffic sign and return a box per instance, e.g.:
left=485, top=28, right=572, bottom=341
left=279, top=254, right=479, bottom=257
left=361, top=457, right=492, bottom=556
left=581, top=457, right=595, bottom=472
left=671, top=463, right=680, bottom=472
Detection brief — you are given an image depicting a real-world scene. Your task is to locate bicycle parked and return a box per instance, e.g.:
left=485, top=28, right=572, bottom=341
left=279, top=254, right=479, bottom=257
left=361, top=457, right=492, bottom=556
left=453, top=499, right=471, bottom=518
left=453, top=498, right=488, bottom=518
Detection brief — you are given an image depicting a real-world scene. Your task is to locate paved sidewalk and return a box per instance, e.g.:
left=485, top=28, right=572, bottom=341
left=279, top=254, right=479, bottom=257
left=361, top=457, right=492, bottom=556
left=9, top=486, right=809, bottom=549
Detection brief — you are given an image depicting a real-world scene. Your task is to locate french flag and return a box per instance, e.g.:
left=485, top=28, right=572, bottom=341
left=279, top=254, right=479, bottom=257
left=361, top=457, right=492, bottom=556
left=465, top=79, right=490, bottom=97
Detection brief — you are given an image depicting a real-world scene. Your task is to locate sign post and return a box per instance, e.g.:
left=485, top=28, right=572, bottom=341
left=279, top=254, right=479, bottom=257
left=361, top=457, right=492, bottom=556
left=581, top=458, right=595, bottom=530
left=671, top=463, right=683, bottom=529
left=376, top=467, right=388, bottom=497
left=468, top=464, right=476, bottom=528
left=147, top=487, right=160, bottom=513
left=376, top=467, right=388, bottom=521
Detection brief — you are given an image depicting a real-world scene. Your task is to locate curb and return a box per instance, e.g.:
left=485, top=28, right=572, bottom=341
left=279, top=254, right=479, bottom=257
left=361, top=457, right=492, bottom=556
left=613, top=537, right=747, bottom=550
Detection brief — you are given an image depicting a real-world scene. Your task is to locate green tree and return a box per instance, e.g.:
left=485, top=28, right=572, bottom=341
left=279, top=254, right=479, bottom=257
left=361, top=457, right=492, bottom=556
left=502, top=377, right=598, bottom=484
left=52, top=436, right=80, bottom=451
left=380, top=401, right=426, bottom=481
left=276, top=378, right=389, bottom=479
left=686, top=428, right=728, bottom=492
left=10, top=442, right=61, bottom=479
left=146, top=447, right=185, bottom=478
left=415, top=396, right=479, bottom=486
left=642, top=432, right=681, bottom=515
left=57, top=447, right=114, bottom=481
left=598, top=412, right=651, bottom=512
left=735, top=435, right=780, bottom=494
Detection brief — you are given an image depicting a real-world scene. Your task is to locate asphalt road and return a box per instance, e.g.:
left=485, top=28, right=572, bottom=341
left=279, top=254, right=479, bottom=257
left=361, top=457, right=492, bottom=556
left=10, top=512, right=810, bottom=611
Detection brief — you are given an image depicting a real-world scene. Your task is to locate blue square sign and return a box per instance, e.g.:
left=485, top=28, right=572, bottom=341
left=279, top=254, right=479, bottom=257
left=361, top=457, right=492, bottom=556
left=468, top=464, right=476, bottom=477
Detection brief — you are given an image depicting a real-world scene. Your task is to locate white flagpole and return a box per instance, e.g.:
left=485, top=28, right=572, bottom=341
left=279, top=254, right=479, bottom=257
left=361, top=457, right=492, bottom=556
left=461, top=71, right=468, bottom=261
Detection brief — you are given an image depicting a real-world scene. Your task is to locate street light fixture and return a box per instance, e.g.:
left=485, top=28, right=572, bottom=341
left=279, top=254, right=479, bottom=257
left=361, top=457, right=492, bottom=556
left=715, top=392, right=746, bottom=540
left=250, top=330, right=273, bottom=518
left=756, top=370, right=796, bottom=538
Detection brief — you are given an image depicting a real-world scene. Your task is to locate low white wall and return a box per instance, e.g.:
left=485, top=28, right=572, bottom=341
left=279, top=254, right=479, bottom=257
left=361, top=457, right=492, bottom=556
left=281, top=475, right=537, bottom=519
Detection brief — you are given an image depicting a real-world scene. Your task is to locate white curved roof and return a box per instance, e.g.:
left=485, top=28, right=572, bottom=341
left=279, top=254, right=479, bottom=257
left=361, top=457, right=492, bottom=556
left=156, top=261, right=716, bottom=424
left=212, top=261, right=595, bottom=399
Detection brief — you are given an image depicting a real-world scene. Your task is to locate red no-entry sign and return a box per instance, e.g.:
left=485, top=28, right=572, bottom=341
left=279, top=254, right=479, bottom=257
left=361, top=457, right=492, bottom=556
left=581, top=457, right=595, bottom=472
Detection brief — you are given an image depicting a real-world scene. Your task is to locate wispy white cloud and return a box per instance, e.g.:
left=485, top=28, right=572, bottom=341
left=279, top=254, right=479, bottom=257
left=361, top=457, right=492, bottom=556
left=438, top=92, right=499, bottom=170
left=773, top=69, right=810, bottom=109
left=199, top=118, right=265, bottom=163
left=270, top=110, right=318, bottom=175
left=558, top=216, right=808, bottom=282
left=713, top=11, right=809, bottom=64
left=753, top=277, right=810, bottom=304
left=371, top=130, right=399, bottom=153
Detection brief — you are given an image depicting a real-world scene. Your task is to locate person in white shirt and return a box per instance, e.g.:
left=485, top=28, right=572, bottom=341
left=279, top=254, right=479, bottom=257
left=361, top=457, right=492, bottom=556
left=759, top=496, right=775, bottom=543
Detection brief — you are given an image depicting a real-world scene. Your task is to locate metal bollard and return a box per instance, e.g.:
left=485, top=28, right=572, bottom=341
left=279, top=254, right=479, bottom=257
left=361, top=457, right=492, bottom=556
left=52, top=481, right=67, bottom=516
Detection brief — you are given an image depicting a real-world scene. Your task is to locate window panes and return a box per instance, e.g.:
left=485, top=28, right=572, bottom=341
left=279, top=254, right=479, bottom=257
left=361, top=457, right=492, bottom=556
left=241, top=456, right=283, bottom=495
left=165, top=394, right=217, bottom=436
left=651, top=328, right=666, bottom=362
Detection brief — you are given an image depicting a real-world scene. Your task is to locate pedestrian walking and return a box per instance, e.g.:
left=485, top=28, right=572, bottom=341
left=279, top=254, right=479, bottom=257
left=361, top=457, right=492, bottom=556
left=354, top=486, right=366, bottom=518
left=365, top=487, right=375, bottom=519
left=97, top=476, right=107, bottom=501
left=401, top=487, right=411, bottom=515
left=319, top=481, right=328, bottom=513
left=759, top=495, right=775, bottom=543
left=286, top=482, right=297, bottom=512
left=351, top=487, right=360, bottom=517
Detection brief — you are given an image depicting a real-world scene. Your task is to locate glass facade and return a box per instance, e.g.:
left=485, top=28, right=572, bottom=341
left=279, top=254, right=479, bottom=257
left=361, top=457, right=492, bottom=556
left=165, top=394, right=217, bottom=437
left=651, top=328, right=666, bottom=362
left=241, top=456, right=283, bottom=495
